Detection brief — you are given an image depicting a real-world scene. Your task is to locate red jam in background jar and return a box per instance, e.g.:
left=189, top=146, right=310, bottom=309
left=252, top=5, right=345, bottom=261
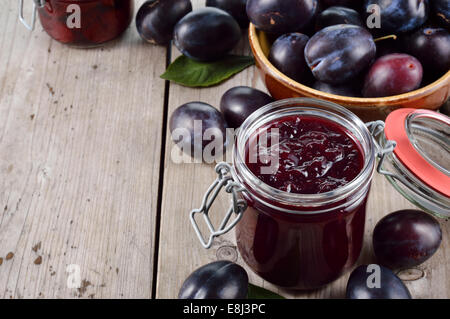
left=232, top=101, right=374, bottom=290
left=245, top=115, right=364, bottom=194
left=38, top=0, right=134, bottom=47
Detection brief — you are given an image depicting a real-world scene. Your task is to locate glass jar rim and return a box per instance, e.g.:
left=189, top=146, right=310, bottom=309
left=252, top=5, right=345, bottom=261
left=231, top=98, right=376, bottom=211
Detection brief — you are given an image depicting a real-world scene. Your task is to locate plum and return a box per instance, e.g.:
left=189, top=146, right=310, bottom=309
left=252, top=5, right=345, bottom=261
left=315, top=6, right=363, bottom=30
left=313, top=81, right=361, bottom=97
left=206, top=0, right=249, bottom=28
left=373, top=210, right=442, bottom=269
left=364, top=0, right=429, bottom=34
left=174, top=7, right=241, bottom=61
left=220, top=86, right=274, bottom=129
left=432, top=0, right=450, bottom=28
left=178, top=261, right=249, bottom=299
left=304, top=24, right=376, bottom=85
left=346, top=265, right=412, bottom=299
left=246, top=0, right=319, bottom=34
left=170, top=102, right=227, bottom=160
left=405, top=27, right=450, bottom=76
left=363, top=53, right=423, bottom=97
left=136, top=0, right=192, bottom=45
left=269, top=33, right=311, bottom=83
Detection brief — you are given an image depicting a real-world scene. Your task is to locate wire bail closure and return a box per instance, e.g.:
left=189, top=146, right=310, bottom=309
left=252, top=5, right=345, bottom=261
left=19, top=0, right=45, bottom=31
left=366, top=120, right=406, bottom=182
left=190, top=162, right=247, bottom=249
left=367, top=120, right=449, bottom=214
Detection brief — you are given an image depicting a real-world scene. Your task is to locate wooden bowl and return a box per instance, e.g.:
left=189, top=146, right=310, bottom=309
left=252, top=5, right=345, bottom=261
left=248, top=24, right=450, bottom=121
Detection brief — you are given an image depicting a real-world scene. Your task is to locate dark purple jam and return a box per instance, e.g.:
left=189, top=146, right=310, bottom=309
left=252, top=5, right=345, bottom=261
left=245, top=115, right=364, bottom=194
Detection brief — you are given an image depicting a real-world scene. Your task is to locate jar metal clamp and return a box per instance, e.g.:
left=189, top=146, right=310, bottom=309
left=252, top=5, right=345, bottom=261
left=190, top=163, right=247, bottom=249
left=19, top=0, right=45, bottom=30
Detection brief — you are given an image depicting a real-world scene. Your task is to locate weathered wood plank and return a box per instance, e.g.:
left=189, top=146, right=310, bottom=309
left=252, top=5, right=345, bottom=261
left=156, top=0, right=449, bottom=299
left=0, top=0, right=165, bottom=298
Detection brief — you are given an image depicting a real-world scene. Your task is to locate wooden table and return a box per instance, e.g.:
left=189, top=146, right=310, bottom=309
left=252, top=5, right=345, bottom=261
left=0, top=0, right=448, bottom=299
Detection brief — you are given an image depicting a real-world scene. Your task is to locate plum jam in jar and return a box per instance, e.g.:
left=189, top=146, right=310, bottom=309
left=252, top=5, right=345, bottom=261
left=191, top=98, right=376, bottom=289
left=19, top=0, right=134, bottom=47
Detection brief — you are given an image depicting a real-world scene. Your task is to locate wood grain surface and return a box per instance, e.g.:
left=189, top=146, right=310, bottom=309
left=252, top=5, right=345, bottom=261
left=0, top=0, right=165, bottom=298
left=0, top=0, right=448, bottom=299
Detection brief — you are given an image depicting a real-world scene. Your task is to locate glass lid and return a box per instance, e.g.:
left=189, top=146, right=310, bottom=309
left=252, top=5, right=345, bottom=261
left=385, top=109, right=450, bottom=197
left=378, top=108, right=450, bottom=218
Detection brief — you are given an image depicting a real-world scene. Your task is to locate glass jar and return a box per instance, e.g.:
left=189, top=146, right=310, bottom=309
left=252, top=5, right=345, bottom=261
left=19, top=0, right=134, bottom=47
left=191, top=98, right=377, bottom=290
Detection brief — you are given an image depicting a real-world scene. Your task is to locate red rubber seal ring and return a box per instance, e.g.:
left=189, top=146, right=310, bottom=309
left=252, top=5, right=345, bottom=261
left=385, top=108, right=450, bottom=198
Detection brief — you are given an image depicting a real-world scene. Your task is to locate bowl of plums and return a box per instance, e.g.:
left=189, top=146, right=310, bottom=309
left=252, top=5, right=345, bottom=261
left=247, top=0, right=450, bottom=121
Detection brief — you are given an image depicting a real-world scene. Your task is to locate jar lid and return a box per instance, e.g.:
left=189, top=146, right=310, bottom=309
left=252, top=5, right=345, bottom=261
left=384, top=108, right=450, bottom=198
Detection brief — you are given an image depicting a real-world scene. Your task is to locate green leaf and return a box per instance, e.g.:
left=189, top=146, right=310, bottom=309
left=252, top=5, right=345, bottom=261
left=160, top=55, right=255, bottom=87
left=247, top=283, right=285, bottom=299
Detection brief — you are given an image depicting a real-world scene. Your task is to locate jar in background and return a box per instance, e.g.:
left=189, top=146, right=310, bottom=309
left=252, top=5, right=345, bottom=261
left=19, top=0, right=134, bottom=47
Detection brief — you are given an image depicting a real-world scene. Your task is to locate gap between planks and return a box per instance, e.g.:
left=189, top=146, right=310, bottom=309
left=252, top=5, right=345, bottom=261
left=151, top=43, right=173, bottom=299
